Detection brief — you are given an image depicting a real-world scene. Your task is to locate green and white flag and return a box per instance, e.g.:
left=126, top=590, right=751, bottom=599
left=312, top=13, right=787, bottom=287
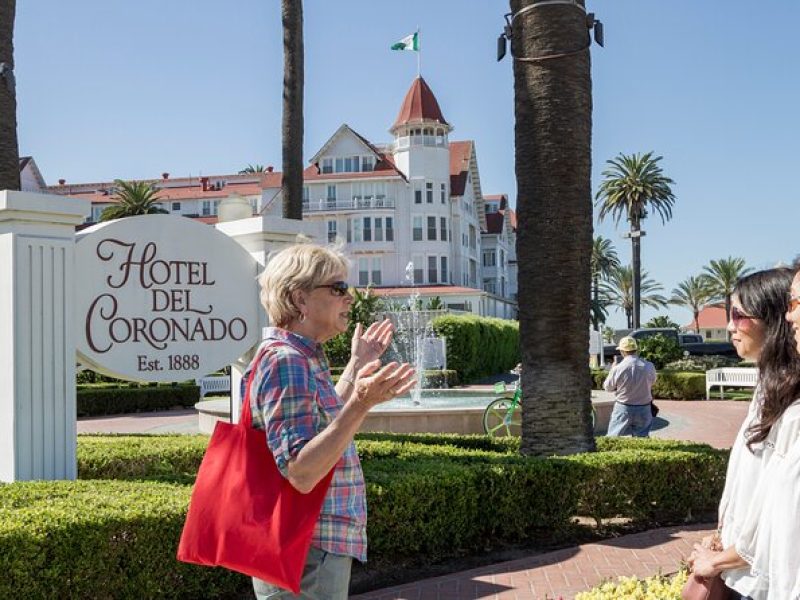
left=391, top=31, right=419, bottom=51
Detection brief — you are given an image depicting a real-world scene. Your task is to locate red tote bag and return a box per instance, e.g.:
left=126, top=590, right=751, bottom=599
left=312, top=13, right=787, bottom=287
left=177, top=364, right=334, bottom=593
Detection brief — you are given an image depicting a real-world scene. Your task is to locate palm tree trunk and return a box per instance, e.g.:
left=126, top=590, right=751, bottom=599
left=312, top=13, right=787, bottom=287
left=631, top=219, right=642, bottom=329
left=693, top=308, right=700, bottom=334
left=281, top=0, right=304, bottom=220
left=511, top=0, right=595, bottom=456
left=0, top=0, right=20, bottom=191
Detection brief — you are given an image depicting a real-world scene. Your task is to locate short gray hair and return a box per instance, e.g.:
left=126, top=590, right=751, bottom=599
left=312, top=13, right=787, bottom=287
left=258, top=243, right=350, bottom=327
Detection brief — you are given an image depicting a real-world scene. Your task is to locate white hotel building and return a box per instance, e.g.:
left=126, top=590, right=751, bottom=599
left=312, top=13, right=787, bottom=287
left=34, top=77, right=517, bottom=318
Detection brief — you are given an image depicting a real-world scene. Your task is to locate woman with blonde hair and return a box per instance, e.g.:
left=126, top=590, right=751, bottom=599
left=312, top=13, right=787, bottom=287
left=245, top=243, right=415, bottom=599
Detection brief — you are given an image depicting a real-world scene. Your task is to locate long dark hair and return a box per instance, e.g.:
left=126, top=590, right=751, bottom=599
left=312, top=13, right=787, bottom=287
left=735, top=268, right=800, bottom=449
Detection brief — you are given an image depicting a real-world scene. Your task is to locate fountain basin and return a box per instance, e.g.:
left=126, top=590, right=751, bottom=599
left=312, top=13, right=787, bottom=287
left=195, top=389, right=615, bottom=436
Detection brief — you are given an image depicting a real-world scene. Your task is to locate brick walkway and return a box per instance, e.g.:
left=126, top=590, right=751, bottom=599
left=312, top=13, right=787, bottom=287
left=351, top=524, right=713, bottom=600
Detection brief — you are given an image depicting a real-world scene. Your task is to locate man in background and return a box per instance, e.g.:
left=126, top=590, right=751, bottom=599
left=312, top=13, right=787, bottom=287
left=603, top=337, right=657, bottom=437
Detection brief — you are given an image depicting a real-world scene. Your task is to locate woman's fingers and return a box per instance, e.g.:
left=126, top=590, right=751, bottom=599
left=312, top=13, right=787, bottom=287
left=356, top=359, right=382, bottom=379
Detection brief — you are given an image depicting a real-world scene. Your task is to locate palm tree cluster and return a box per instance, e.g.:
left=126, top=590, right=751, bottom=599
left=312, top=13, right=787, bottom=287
left=99, top=179, right=168, bottom=221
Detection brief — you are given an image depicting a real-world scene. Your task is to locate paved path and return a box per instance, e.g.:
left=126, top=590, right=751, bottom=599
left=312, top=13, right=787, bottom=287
left=78, top=399, right=749, bottom=449
left=351, top=524, right=712, bottom=600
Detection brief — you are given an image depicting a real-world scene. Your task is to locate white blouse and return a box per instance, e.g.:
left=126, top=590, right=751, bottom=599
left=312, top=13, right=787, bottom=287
left=733, top=401, right=800, bottom=600
left=718, top=386, right=774, bottom=598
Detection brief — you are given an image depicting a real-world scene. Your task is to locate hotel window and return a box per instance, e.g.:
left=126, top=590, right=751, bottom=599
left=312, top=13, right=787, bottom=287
left=426, top=182, right=433, bottom=203
left=440, top=183, right=446, bottom=204
left=440, top=256, right=448, bottom=284
left=361, top=156, right=375, bottom=172
left=371, top=257, right=382, bottom=285
left=414, top=186, right=422, bottom=204
left=363, top=217, right=372, bottom=242
left=171, top=202, right=181, bottom=212
left=335, top=158, right=344, bottom=173
left=440, top=217, right=447, bottom=242
left=413, top=256, right=424, bottom=284
left=213, top=201, right=220, bottom=215
left=358, top=258, right=369, bottom=286
left=346, top=219, right=352, bottom=242
left=469, top=225, right=477, bottom=250
left=327, top=220, right=337, bottom=243
left=386, top=217, right=395, bottom=241
left=374, top=217, right=384, bottom=242
left=321, top=158, right=333, bottom=174
left=353, top=218, right=362, bottom=242
left=303, top=186, right=309, bottom=201
left=413, top=216, right=423, bottom=241
left=428, top=256, right=438, bottom=284
left=500, top=249, right=505, bottom=268
left=427, top=216, right=437, bottom=241
left=202, top=200, right=212, bottom=216
left=483, top=251, right=496, bottom=267
left=327, top=185, right=337, bottom=209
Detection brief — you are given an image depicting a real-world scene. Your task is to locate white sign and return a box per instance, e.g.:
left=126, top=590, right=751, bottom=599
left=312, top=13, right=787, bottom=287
left=75, top=215, right=260, bottom=382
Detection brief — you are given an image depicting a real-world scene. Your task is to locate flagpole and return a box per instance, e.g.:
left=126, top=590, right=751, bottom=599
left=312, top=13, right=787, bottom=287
left=417, top=26, right=421, bottom=77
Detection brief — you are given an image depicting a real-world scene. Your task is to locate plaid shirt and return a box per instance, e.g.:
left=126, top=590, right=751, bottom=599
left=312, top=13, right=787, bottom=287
left=243, top=327, right=367, bottom=562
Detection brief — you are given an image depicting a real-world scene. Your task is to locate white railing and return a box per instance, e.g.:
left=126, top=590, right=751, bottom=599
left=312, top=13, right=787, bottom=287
left=302, top=197, right=396, bottom=212
left=705, top=367, right=758, bottom=400
left=196, top=376, right=231, bottom=399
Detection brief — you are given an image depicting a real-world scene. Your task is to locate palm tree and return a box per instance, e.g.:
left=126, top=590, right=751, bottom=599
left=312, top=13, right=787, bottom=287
left=604, top=265, right=668, bottom=329
left=595, top=152, right=676, bottom=329
left=0, top=0, right=19, bottom=191
left=590, top=236, right=620, bottom=331
left=702, top=257, right=752, bottom=329
left=100, top=180, right=168, bottom=221
left=645, top=315, right=679, bottom=329
left=670, top=276, right=712, bottom=334
left=511, top=0, right=594, bottom=456
left=239, top=164, right=265, bottom=174
left=281, top=0, right=303, bottom=220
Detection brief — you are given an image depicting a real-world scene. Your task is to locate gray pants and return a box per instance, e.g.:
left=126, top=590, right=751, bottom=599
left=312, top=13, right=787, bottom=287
left=252, top=546, right=353, bottom=600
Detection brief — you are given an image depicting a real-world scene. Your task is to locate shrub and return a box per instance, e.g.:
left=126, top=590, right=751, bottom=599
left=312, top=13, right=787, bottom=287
left=0, top=434, right=726, bottom=597
left=575, top=571, right=688, bottom=600
left=637, top=334, right=683, bottom=369
left=652, top=371, right=706, bottom=400
left=77, top=384, right=200, bottom=417
left=431, top=315, right=519, bottom=382
left=664, top=355, right=741, bottom=372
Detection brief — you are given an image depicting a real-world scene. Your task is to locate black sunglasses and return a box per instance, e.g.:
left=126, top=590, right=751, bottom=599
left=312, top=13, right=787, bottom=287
left=315, top=281, right=351, bottom=297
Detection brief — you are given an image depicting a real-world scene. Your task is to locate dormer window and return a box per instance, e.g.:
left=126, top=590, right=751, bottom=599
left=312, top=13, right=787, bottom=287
left=361, top=156, right=375, bottom=172
left=321, top=158, right=333, bottom=174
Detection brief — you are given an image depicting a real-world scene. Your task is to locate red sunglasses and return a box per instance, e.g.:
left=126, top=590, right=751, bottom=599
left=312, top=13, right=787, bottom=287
left=730, top=307, right=756, bottom=324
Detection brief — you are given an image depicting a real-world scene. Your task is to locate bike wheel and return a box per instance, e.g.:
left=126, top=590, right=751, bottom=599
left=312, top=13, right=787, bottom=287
left=482, top=397, right=521, bottom=437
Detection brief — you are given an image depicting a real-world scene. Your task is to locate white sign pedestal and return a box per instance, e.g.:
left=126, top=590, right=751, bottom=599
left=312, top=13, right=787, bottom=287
left=216, top=215, right=322, bottom=423
left=0, top=190, right=89, bottom=482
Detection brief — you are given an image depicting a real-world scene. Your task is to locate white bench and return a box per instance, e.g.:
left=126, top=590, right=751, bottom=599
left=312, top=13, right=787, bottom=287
left=705, top=367, right=758, bottom=400
left=195, top=376, right=231, bottom=398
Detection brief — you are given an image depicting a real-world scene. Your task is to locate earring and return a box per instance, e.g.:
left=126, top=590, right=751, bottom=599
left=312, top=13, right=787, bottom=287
left=298, top=313, right=306, bottom=323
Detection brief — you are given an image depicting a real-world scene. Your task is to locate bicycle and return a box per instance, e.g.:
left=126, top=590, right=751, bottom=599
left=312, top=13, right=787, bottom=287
left=482, top=376, right=597, bottom=438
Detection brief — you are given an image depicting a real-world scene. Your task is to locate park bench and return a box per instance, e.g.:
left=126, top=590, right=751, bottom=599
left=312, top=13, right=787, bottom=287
left=195, top=375, right=231, bottom=399
left=705, top=367, right=758, bottom=400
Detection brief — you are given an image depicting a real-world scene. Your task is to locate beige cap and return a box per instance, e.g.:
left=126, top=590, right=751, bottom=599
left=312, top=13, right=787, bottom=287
left=617, top=336, right=638, bottom=352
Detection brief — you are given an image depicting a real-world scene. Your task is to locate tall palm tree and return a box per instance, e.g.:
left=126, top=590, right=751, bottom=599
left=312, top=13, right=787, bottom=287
left=670, top=276, right=712, bottom=334
left=511, top=0, right=594, bottom=456
left=239, top=164, right=265, bottom=174
left=100, top=180, right=168, bottom=221
left=590, top=236, right=620, bottom=331
left=0, top=0, right=19, bottom=191
left=604, top=265, right=668, bottom=329
left=281, top=0, right=303, bottom=220
left=702, top=257, right=752, bottom=330
left=595, top=152, right=675, bottom=329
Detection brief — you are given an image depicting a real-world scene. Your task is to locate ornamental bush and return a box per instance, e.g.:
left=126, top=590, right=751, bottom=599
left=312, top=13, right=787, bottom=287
left=575, top=571, right=688, bottom=600
left=76, top=383, right=200, bottom=417
left=637, top=334, right=684, bottom=369
left=0, top=434, right=725, bottom=598
left=431, top=315, right=519, bottom=382
left=590, top=369, right=706, bottom=400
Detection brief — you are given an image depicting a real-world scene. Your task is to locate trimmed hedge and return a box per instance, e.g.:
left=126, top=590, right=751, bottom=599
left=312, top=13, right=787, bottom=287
left=0, top=434, right=727, bottom=598
left=77, top=383, right=200, bottom=417
left=591, top=369, right=707, bottom=400
left=431, top=315, right=519, bottom=383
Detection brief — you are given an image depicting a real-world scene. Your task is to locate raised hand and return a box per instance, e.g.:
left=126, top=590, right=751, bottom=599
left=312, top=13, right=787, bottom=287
left=350, top=319, right=395, bottom=370
left=350, top=360, right=416, bottom=409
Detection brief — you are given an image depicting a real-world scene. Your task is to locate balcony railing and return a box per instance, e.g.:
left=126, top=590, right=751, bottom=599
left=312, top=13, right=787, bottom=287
left=302, top=197, right=396, bottom=212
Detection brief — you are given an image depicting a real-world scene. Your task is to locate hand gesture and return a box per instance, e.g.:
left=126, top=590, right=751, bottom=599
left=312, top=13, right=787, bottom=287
left=687, top=544, right=722, bottom=578
left=350, top=360, right=416, bottom=410
left=350, top=319, right=394, bottom=371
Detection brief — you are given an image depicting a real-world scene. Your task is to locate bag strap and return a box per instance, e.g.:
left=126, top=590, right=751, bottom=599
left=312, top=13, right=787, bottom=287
left=239, top=348, right=267, bottom=430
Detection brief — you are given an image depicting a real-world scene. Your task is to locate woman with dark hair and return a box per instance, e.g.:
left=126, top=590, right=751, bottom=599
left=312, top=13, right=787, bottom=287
left=689, top=267, right=800, bottom=599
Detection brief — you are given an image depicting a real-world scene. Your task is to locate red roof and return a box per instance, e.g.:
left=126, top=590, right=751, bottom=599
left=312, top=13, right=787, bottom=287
left=449, top=141, right=472, bottom=196
left=369, top=285, right=483, bottom=297
left=67, top=181, right=264, bottom=205
left=684, top=305, right=728, bottom=329
left=392, top=77, right=449, bottom=131
left=485, top=212, right=504, bottom=234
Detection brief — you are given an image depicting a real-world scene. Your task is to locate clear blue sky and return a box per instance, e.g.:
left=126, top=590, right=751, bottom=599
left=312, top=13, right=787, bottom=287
left=14, top=1, right=800, bottom=328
